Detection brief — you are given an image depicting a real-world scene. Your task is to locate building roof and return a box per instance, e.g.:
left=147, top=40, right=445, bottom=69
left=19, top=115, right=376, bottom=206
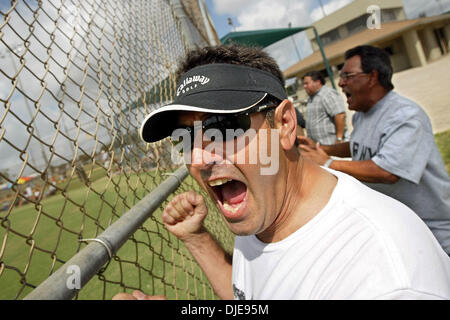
left=220, top=27, right=308, bottom=47
left=284, top=14, right=450, bottom=79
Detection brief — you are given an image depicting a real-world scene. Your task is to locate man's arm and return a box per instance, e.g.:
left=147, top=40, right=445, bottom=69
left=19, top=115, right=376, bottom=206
left=162, top=191, right=234, bottom=300
left=299, top=143, right=399, bottom=183
left=333, top=113, right=346, bottom=143
left=322, top=88, right=347, bottom=143
left=321, top=141, right=351, bottom=158
left=329, top=159, right=399, bottom=183
left=181, top=227, right=233, bottom=299
left=298, top=136, right=351, bottom=158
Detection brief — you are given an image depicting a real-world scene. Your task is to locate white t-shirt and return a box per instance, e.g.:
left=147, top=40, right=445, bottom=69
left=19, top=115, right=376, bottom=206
left=232, top=169, right=450, bottom=300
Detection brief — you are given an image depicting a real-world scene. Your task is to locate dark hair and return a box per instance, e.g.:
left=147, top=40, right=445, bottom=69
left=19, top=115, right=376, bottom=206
left=176, top=44, right=285, bottom=86
left=302, top=71, right=325, bottom=85
left=344, top=45, right=394, bottom=90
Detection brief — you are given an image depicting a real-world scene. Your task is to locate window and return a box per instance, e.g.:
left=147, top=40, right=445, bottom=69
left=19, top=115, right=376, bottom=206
left=381, top=9, right=398, bottom=23
left=383, top=46, right=394, bottom=55
left=320, top=29, right=340, bottom=46
left=346, top=15, right=367, bottom=36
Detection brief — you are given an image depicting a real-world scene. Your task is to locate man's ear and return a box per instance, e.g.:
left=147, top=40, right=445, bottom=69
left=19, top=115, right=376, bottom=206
left=274, top=99, right=297, bottom=151
left=368, top=69, right=380, bottom=87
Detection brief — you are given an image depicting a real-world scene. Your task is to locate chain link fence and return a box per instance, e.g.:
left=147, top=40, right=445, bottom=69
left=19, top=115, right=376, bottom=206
left=0, top=0, right=233, bottom=299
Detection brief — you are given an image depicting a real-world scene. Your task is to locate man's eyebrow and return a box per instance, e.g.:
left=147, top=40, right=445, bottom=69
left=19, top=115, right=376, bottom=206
left=177, top=112, right=210, bottom=126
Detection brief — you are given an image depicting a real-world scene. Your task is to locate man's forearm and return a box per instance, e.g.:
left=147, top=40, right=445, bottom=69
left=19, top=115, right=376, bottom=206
left=182, top=227, right=234, bottom=299
left=322, top=141, right=351, bottom=158
left=329, top=159, right=399, bottom=183
left=334, top=113, right=346, bottom=141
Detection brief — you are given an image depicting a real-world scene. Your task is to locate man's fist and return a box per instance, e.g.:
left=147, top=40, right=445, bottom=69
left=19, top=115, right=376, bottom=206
left=162, top=191, right=208, bottom=241
left=112, top=290, right=166, bottom=300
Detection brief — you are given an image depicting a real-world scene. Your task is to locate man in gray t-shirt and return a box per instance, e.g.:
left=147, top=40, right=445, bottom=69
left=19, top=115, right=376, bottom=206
left=352, top=91, right=450, bottom=253
left=299, top=45, right=450, bottom=255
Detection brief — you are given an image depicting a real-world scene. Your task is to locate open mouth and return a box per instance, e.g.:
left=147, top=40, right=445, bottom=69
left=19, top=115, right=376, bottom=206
left=344, top=91, right=352, bottom=104
left=208, top=178, right=248, bottom=219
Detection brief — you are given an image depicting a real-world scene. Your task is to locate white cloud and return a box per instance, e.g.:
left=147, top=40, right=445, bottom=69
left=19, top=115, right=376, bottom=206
left=234, top=2, right=290, bottom=30
left=213, top=0, right=312, bottom=30
left=212, top=0, right=261, bottom=15
left=403, top=0, right=450, bottom=18
left=310, top=0, right=353, bottom=21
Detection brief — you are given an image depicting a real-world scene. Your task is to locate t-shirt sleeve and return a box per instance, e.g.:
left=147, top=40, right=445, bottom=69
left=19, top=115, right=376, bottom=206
left=322, top=89, right=346, bottom=118
left=371, top=117, right=432, bottom=184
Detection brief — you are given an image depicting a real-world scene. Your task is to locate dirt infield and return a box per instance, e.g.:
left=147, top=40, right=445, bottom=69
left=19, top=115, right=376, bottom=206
left=392, top=54, right=450, bottom=134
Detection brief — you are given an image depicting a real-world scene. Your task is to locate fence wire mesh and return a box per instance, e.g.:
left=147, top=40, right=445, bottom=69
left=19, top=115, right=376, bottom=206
left=0, top=0, right=234, bottom=299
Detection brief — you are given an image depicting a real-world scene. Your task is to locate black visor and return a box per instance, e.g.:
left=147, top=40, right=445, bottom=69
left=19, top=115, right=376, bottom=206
left=140, top=63, right=287, bottom=143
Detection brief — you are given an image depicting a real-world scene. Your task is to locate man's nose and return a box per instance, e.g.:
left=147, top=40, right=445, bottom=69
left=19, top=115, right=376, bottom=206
left=189, top=138, right=226, bottom=169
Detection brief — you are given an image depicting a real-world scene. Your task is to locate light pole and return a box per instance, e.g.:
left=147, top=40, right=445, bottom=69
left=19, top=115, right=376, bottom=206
left=228, top=17, right=236, bottom=32
left=288, top=22, right=302, bottom=61
left=309, top=26, right=336, bottom=89
left=318, top=0, right=327, bottom=17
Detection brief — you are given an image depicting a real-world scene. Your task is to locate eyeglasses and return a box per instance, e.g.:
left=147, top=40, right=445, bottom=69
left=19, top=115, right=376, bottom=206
left=172, top=104, right=278, bottom=152
left=339, top=71, right=367, bottom=81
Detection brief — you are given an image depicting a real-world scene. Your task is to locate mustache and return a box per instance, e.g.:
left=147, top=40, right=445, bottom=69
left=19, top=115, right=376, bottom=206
left=198, top=163, right=238, bottom=181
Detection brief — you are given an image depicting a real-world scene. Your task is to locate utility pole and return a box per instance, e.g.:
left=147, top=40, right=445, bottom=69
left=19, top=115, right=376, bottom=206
left=227, top=17, right=235, bottom=32
left=288, top=22, right=302, bottom=61
left=318, top=0, right=327, bottom=17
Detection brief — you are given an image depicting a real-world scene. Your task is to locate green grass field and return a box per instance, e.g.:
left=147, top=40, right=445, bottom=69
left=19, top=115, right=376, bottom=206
left=0, top=166, right=232, bottom=300
left=435, top=129, right=450, bottom=174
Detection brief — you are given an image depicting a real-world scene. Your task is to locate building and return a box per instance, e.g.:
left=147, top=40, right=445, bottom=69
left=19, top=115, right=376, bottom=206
left=307, top=0, right=406, bottom=51
left=284, top=0, right=450, bottom=89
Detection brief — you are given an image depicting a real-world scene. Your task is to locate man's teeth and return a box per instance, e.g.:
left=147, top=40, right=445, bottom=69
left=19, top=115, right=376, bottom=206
left=223, top=201, right=242, bottom=214
left=209, top=178, right=232, bottom=187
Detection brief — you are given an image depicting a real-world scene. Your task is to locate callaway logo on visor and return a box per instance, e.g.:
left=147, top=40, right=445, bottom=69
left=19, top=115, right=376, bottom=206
left=176, top=75, right=210, bottom=97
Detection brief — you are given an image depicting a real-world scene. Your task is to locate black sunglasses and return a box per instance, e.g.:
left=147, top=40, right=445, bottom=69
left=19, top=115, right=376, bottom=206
left=171, top=103, right=278, bottom=152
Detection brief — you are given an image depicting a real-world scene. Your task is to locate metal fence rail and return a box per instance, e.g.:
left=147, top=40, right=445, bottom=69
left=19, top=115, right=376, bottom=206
left=0, top=0, right=234, bottom=300
left=24, top=166, right=189, bottom=300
